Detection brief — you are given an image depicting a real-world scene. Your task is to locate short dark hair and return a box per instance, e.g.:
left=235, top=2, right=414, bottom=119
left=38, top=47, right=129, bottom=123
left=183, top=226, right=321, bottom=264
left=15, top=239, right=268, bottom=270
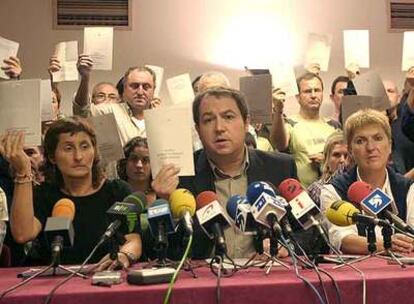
left=330, top=76, right=349, bottom=95
left=42, top=116, right=103, bottom=188
left=192, top=87, right=249, bottom=125
left=296, top=72, right=324, bottom=93
left=117, top=136, right=149, bottom=181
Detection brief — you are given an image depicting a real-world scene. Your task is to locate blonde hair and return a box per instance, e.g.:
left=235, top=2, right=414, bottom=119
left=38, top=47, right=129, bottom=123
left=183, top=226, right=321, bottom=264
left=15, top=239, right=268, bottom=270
left=344, top=109, right=392, bottom=147
left=321, top=131, right=347, bottom=182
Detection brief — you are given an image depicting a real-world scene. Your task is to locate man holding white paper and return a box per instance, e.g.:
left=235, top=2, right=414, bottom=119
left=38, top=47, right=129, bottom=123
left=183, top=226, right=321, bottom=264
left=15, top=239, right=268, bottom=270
left=271, top=73, right=340, bottom=187
left=73, top=63, right=157, bottom=145
left=152, top=87, right=298, bottom=259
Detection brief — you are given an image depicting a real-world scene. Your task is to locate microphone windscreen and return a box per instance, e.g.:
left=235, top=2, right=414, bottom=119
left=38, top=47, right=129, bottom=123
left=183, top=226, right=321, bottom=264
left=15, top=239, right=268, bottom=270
left=347, top=181, right=372, bottom=205
left=196, top=191, right=218, bottom=209
left=278, top=178, right=303, bottom=201
left=246, top=181, right=276, bottom=204
left=52, top=198, right=75, bottom=220
left=123, top=191, right=147, bottom=213
left=169, top=188, right=196, bottom=218
left=325, top=200, right=359, bottom=226
left=226, top=195, right=247, bottom=220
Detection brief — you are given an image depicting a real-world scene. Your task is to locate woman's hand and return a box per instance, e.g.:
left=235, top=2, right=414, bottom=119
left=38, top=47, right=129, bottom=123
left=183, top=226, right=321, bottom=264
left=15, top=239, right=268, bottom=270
left=391, top=233, right=413, bottom=254
left=0, top=131, right=31, bottom=175
left=94, top=252, right=130, bottom=272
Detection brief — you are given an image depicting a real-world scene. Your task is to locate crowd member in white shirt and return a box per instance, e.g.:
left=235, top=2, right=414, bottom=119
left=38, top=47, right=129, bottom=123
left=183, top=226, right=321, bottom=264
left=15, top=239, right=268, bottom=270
left=320, top=109, right=414, bottom=254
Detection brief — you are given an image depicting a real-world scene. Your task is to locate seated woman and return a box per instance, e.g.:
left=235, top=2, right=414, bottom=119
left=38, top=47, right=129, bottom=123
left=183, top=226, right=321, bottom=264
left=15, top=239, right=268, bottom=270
left=117, top=137, right=156, bottom=205
left=0, top=117, right=142, bottom=269
left=308, top=131, right=350, bottom=207
left=321, top=109, right=414, bottom=254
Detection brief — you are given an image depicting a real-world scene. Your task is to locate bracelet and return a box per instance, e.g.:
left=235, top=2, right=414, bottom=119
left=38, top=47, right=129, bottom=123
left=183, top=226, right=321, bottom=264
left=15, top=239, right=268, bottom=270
left=119, top=251, right=138, bottom=265
left=14, top=173, right=33, bottom=184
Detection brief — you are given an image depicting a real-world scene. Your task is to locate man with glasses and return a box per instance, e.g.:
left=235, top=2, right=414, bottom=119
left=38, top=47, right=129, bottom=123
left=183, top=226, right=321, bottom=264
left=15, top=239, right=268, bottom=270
left=270, top=73, right=340, bottom=187
left=91, top=82, right=120, bottom=105
left=72, top=54, right=157, bottom=145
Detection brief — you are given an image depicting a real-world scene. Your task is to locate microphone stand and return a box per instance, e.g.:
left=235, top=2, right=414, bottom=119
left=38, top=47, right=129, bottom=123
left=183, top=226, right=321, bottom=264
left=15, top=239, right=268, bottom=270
left=334, top=221, right=405, bottom=269
left=380, top=224, right=405, bottom=268
left=262, top=226, right=290, bottom=274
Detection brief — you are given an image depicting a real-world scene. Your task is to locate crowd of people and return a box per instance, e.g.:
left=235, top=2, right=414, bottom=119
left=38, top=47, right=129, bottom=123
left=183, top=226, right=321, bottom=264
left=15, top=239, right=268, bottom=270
left=0, top=49, right=414, bottom=270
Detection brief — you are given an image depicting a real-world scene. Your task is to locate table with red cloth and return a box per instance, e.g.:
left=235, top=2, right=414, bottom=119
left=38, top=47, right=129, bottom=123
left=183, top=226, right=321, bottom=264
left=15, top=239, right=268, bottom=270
left=1, top=257, right=414, bottom=304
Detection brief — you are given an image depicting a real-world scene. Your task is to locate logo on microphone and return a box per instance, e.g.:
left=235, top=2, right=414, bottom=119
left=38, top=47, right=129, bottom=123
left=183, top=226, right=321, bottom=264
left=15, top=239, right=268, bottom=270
left=361, top=189, right=391, bottom=215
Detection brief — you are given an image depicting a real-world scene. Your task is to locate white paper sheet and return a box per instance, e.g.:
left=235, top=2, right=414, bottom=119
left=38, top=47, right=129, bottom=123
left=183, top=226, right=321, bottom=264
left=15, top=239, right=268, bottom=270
left=89, top=113, right=124, bottom=164
left=343, top=30, right=370, bottom=68
left=402, top=31, right=414, bottom=71
left=0, top=36, right=19, bottom=79
left=52, top=41, right=79, bottom=82
left=166, top=73, right=195, bottom=105
left=269, top=63, right=298, bottom=97
left=304, top=32, right=332, bottom=72
left=239, top=74, right=273, bottom=124
left=0, top=187, right=7, bottom=221
left=83, top=27, right=113, bottom=70
left=40, top=80, right=53, bottom=122
left=145, top=65, right=164, bottom=98
left=144, top=105, right=194, bottom=177
left=0, top=79, right=41, bottom=146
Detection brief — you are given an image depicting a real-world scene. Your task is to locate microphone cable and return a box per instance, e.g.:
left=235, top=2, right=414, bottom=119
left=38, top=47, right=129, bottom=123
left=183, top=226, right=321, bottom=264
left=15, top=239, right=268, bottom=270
left=163, top=234, right=193, bottom=304
left=0, top=261, right=56, bottom=300
left=43, top=232, right=109, bottom=304
left=279, top=236, right=327, bottom=304
left=290, top=237, right=342, bottom=304
left=324, top=240, right=366, bottom=304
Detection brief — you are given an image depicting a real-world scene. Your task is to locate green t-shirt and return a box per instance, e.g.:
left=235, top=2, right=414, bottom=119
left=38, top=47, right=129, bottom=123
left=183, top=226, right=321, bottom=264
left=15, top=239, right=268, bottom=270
left=286, top=115, right=339, bottom=187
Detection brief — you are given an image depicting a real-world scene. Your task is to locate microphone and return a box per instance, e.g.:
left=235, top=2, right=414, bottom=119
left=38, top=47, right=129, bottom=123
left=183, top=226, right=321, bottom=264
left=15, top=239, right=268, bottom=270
left=44, top=198, right=76, bottom=264
left=348, top=181, right=414, bottom=235
left=196, top=191, right=231, bottom=256
left=278, top=178, right=323, bottom=233
left=246, top=182, right=287, bottom=236
left=99, top=219, right=123, bottom=243
left=120, top=192, right=147, bottom=233
left=226, top=195, right=256, bottom=234
left=169, top=189, right=196, bottom=236
left=147, top=199, right=175, bottom=251
left=326, top=200, right=389, bottom=227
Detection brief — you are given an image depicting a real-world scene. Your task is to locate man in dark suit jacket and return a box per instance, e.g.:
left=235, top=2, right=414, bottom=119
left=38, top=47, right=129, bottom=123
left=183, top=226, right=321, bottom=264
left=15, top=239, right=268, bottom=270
left=153, top=87, right=299, bottom=259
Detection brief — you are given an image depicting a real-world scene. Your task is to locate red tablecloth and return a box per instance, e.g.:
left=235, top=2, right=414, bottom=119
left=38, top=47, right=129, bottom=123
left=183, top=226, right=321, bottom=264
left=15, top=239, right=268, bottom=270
left=1, top=257, right=414, bottom=304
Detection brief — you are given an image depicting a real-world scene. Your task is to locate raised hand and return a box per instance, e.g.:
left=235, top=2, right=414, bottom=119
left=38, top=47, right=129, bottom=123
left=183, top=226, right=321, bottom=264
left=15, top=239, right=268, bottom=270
left=0, top=131, right=31, bottom=175
left=151, top=164, right=180, bottom=199
left=272, top=88, right=286, bottom=114
left=77, top=54, right=93, bottom=78
left=1, top=56, right=22, bottom=79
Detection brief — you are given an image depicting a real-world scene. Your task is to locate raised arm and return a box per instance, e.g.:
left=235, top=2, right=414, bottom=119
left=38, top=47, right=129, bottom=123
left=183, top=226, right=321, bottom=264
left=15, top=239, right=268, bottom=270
left=74, top=54, right=93, bottom=109
left=0, top=132, right=42, bottom=243
left=270, top=88, right=290, bottom=151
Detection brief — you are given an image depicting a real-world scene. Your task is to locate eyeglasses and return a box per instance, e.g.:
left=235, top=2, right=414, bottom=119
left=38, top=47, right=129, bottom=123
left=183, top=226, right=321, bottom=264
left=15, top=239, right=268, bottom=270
left=93, top=93, right=119, bottom=102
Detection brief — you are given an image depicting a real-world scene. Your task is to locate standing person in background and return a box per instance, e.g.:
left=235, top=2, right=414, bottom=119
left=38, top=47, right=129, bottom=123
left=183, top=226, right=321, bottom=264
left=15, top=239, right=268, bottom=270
left=383, top=80, right=414, bottom=180
left=271, top=73, right=341, bottom=187
left=329, top=76, right=349, bottom=123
